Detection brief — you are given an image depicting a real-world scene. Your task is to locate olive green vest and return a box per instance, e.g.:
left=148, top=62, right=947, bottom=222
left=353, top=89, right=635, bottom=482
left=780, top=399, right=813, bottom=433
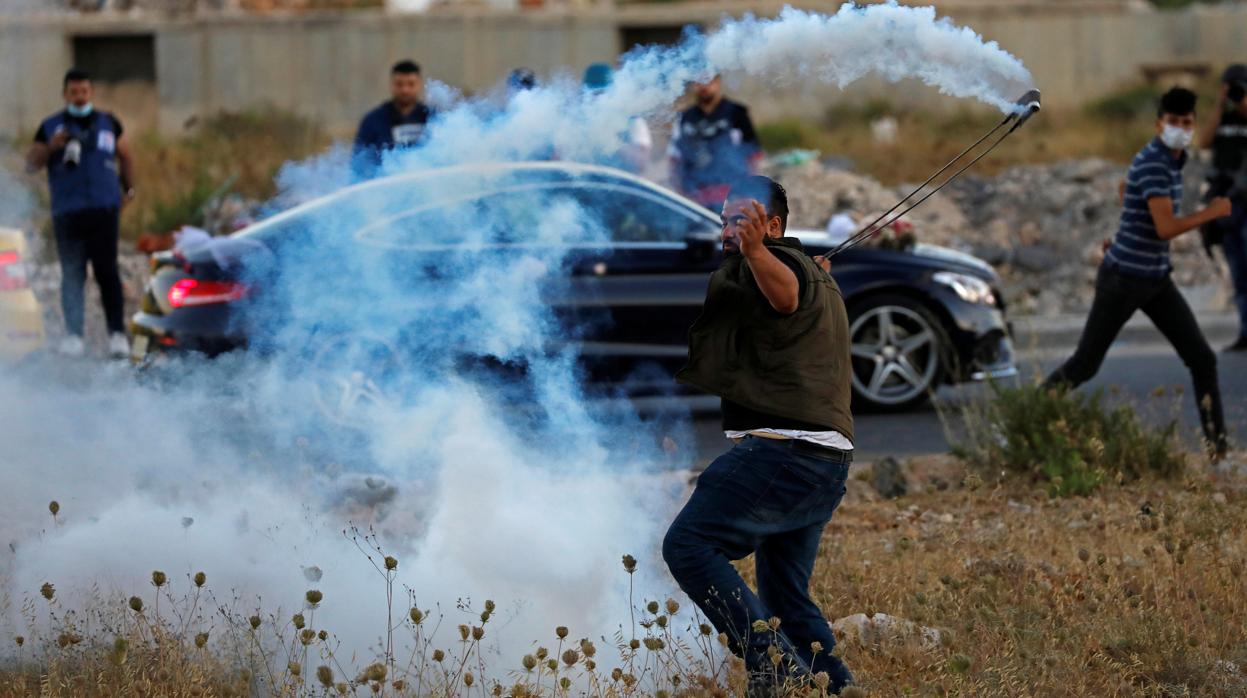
left=676, top=237, right=854, bottom=443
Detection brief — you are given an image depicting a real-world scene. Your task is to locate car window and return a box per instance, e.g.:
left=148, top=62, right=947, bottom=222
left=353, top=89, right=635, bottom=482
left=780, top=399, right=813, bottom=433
left=564, top=184, right=709, bottom=244
left=247, top=177, right=712, bottom=252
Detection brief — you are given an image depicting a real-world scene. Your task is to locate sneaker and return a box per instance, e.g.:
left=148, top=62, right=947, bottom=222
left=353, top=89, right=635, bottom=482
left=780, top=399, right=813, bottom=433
left=108, top=332, right=130, bottom=359
left=1224, top=337, right=1247, bottom=353
left=57, top=335, right=85, bottom=358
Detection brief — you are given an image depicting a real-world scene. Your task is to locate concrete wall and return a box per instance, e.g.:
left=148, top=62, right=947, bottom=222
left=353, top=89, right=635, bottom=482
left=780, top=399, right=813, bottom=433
left=2, top=3, right=1246, bottom=137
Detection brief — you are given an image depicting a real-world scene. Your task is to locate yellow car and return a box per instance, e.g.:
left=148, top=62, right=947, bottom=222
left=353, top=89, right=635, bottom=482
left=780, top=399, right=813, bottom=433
left=0, top=227, right=45, bottom=363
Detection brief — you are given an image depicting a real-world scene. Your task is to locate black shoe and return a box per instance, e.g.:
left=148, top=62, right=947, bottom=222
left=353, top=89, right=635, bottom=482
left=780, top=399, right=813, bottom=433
left=1224, top=337, right=1247, bottom=353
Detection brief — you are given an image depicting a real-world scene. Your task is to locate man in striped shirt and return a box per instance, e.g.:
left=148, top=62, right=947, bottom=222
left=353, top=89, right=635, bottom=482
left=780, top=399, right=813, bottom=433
left=1046, top=87, right=1233, bottom=459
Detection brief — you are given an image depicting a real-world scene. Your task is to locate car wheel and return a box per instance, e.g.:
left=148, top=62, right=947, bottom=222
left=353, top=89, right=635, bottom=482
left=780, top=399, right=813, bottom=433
left=309, top=332, right=407, bottom=428
left=848, top=295, right=947, bottom=411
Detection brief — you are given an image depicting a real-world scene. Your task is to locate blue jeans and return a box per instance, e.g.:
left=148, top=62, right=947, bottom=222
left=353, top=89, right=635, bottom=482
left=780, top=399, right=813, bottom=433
left=663, top=436, right=853, bottom=693
left=1219, top=201, right=1247, bottom=341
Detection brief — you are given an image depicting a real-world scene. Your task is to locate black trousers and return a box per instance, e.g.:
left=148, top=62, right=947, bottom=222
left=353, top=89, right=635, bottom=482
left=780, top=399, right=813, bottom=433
left=1045, top=264, right=1227, bottom=454
left=53, top=207, right=125, bottom=336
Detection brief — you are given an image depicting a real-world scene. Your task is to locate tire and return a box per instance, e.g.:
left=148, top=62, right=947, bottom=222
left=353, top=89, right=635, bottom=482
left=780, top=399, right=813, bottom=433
left=847, top=294, right=950, bottom=412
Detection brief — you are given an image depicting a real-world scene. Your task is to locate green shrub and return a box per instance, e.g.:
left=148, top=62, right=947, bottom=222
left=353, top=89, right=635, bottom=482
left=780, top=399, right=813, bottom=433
left=954, top=383, right=1184, bottom=497
left=1085, top=84, right=1165, bottom=122
left=756, top=118, right=825, bottom=152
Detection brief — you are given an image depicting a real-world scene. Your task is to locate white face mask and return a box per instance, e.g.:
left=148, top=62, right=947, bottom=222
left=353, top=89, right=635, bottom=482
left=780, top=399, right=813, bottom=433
left=1160, top=124, right=1193, bottom=151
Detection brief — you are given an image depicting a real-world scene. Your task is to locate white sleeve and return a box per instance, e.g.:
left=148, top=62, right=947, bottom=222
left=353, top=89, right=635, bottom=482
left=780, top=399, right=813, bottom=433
left=628, top=118, right=652, bottom=150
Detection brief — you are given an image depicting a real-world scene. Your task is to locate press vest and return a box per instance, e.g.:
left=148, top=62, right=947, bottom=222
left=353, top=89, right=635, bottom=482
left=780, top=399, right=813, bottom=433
left=677, top=238, right=854, bottom=442
left=38, top=110, right=123, bottom=217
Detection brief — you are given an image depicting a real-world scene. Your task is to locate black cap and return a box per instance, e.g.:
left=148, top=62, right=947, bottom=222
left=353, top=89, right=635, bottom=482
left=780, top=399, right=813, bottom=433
left=1222, top=64, right=1247, bottom=86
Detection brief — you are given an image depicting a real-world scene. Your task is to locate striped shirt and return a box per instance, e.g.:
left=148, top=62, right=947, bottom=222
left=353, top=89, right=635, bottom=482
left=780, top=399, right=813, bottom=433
left=1104, top=137, right=1186, bottom=278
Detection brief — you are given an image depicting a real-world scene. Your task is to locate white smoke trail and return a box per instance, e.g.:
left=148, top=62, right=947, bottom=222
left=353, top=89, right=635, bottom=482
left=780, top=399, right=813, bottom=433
left=1, top=1, right=1031, bottom=688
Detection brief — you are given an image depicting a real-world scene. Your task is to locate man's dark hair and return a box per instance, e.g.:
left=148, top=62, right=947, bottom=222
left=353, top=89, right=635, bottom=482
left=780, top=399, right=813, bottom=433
left=63, top=68, right=90, bottom=88
left=1157, top=87, right=1197, bottom=118
left=391, top=60, right=421, bottom=76
left=726, top=175, right=789, bottom=233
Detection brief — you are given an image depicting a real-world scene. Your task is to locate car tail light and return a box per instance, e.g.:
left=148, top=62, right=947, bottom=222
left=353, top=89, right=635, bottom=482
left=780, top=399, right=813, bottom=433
left=0, top=249, right=28, bottom=291
left=168, top=278, right=248, bottom=308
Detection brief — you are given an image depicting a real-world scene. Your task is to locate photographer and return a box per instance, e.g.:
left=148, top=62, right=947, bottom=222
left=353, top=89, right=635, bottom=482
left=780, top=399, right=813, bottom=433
left=1199, top=64, right=1247, bottom=351
left=26, top=68, right=135, bottom=359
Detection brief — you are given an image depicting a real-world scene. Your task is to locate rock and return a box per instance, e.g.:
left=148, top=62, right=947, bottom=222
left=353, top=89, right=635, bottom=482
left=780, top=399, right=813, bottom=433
left=832, top=613, right=943, bottom=649
left=871, top=457, right=908, bottom=499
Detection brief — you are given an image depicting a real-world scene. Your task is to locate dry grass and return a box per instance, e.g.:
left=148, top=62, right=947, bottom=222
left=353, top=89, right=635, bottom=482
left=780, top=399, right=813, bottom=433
left=4, top=469, right=1245, bottom=697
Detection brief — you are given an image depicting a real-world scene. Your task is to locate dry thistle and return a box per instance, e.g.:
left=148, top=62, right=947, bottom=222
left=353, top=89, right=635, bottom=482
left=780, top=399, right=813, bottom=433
left=646, top=601, right=660, bottom=614
left=362, top=662, right=387, bottom=682
left=536, top=647, right=549, bottom=660
left=580, top=639, right=597, bottom=657
left=111, top=637, right=128, bottom=665
left=562, top=649, right=579, bottom=667
left=459, top=624, right=471, bottom=641
left=547, top=659, right=559, bottom=672
left=810, top=641, right=824, bottom=654
left=1078, top=548, right=1091, bottom=563
left=813, top=672, right=830, bottom=690
left=384, top=555, right=398, bottom=571
left=485, top=599, right=496, bottom=613
left=305, top=589, right=323, bottom=607
left=611, top=668, right=623, bottom=682
left=556, top=625, right=569, bottom=639
left=622, top=554, right=637, bottom=574
left=301, top=629, right=316, bottom=646
left=643, top=637, right=665, bottom=651
left=472, top=626, right=485, bottom=641
left=335, top=683, right=348, bottom=696
left=656, top=615, right=668, bottom=628
left=522, top=654, right=537, bottom=671
left=318, top=629, right=328, bottom=641
left=317, top=666, right=334, bottom=688
left=751, top=619, right=770, bottom=633
left=248, top=614, right=261, bottom=630
left=699, top=623, right=713, bottom=636
left=48, top=501, right=60, bottom=517
left=464, top=672, right=475, bottom=687
left=628, top=639, right=640, bottom=650
left=559, top=677, right=571, bottom=691
left=393, top=680, right=407, bottom=691
left=432, top=649, right=445, bottom=662
left=665, top=598, right=680, bottom=615
left=15, top=636, right=24, bottom=647
left=410, top=607, right=424, bottom=625
left=193, top=571, right=206, bottom=587
left=151, top=570, right=167, bottom=588
left=288, top=662, right=302, bottom=676
left=194, top=632, right=209, bottom=648
left=40, top=582, right=55, bottom=601
left=129, top=596, right=144, bottom=613
left=293, top=612, right=306, bottom=629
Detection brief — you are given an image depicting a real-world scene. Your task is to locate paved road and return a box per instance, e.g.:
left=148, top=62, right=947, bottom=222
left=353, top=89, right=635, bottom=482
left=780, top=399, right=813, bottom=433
left=686, top=315, right=1247, bottom=464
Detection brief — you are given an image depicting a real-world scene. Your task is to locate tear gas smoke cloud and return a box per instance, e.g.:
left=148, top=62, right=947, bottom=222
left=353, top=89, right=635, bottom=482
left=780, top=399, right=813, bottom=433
left=2, top=0, right=1030, bottom=680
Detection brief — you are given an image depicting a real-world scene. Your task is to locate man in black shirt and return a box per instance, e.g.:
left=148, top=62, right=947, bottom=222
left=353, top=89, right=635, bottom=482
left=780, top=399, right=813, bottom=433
left=352, top=60, right=434, bottom=180
left=1201, top=64, right=1247, bottom=350
left=668, top=75, right=763, bottom=210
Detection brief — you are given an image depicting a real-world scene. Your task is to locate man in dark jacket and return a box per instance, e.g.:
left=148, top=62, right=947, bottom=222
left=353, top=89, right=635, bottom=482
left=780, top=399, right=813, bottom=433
left=1199, top=64, right=1247, bottom=351
left=26, top=68, right=135, bottom=359
left=352, top=59, right=434, bottom=180
left=668, top=75, right=763, bottom=210
left=664, top=176, right=855, bottom=695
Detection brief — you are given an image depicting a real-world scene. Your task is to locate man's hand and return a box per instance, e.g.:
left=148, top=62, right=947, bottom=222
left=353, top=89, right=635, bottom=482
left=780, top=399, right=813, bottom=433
left=1208, top=196, right=1233, bottom=219
left=48, top=128, right=70, bottom=151
left=813, top=254, right=831, bottom=272
left=736, top=200, right=771, bottom=259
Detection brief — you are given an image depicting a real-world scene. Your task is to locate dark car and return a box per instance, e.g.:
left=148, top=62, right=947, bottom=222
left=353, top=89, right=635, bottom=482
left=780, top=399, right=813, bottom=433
left=131, top=162, right=1015, bottom=417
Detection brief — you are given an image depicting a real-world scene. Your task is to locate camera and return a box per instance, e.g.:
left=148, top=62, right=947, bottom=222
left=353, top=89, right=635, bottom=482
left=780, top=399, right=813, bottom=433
left=62, top=137, right=82, bottom=169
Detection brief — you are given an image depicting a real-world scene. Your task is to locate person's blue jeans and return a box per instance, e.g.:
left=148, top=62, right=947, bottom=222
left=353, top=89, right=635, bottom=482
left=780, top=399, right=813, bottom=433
left=663, top=436, right=853, bottom=694
left=1219, top=200, right=1247, bottom=341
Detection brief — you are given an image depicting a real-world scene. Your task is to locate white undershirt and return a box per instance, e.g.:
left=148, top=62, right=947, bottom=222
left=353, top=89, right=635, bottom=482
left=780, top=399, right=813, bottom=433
left=724, top=429, right=855, bottom=451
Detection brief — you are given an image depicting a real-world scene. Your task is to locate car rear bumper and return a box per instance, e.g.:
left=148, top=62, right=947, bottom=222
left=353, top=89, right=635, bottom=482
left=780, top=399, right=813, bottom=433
left=130, top=310, right=244, bottom=363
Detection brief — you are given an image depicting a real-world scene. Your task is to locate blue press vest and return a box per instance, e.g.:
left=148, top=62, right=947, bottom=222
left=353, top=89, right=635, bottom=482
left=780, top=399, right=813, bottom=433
left=39, top=110, right=123, bottom=216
